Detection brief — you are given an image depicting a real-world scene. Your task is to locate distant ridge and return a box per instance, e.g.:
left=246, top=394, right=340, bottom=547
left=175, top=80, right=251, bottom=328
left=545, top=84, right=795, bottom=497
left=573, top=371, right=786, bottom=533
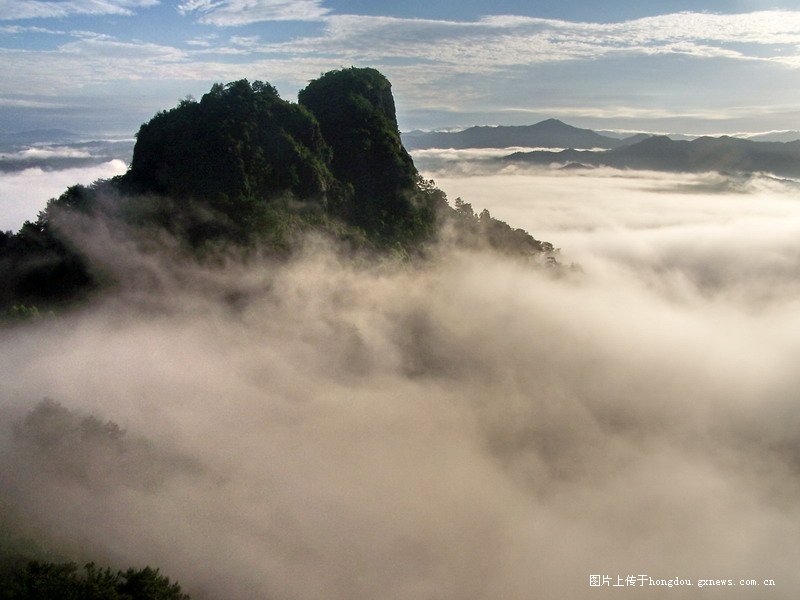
left=503, top=135, right=800, bottom=178
left=403, top=119, right=800, bottom=150
left=402, top=119, right=646, bottom=150
left=745, top=131, right=800, bottom=143
left=0, top=129, right=77, bottom=144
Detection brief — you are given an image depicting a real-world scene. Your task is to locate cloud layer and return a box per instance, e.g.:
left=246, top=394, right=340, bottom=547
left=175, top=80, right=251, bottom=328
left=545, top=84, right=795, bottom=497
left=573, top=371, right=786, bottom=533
left=1, top=166, right=800, bottom=598
left=263, top=11, right=800, bottom=67
left=0, top=0, right=158, bottom=21
left=4, top=7, right=800, bottom=133
left=178, top=0, right=329, bottom=25
left=0, top=159, right=127, bottom=231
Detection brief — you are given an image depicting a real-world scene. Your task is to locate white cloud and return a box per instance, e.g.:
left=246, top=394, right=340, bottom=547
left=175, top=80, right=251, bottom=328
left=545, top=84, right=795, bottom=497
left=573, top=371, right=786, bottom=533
left=6, top=10, right=800, bottom=91
left=229, top=35, right=260, bottom=47
left=178, top=0, right=329, bottom=25
left=0, top=0, right=158, bottom=21
left=4, top=8, right=800, bottom=133
left=59, top=37, right=186, bottom=61
left=185, top=32, right=219, bottom=47
left=430, top=168, right=800, bottom=309
left=258, top=11, right=800, bottom=69
left=0, top=96, right=71, bottom=108
left=0, top=39, right=191, bottom=94
left=0, top=24, right=66, bottom=34
left=3, top=168, right=800, bottom=598
left=0, top=36, right=352, bottom=96
left=0, top=159, right=127, bottom=232
left=70, top=30, right=115, bottom=41
left=0, top=146, right=92, bottom=160
left=497, top=103, right=800, bottom=121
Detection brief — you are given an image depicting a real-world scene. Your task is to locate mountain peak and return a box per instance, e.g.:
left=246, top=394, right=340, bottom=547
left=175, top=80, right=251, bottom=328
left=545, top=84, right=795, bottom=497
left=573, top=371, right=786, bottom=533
left=537, top=118, right=567, bottom=126
left=402, top=118, right=619, bottom=150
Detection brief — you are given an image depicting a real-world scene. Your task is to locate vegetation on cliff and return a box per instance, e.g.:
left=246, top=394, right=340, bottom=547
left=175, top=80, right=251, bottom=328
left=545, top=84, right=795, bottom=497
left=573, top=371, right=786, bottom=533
left=0, top=68, right=553, bottom=313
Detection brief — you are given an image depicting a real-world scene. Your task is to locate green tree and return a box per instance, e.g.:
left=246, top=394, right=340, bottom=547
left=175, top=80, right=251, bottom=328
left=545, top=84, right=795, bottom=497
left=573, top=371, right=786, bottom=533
left=298, top=67, right=439, bottom=243
left=125, top=79, right=336, bottom=210
left=0, top=561, right=190, bottom=600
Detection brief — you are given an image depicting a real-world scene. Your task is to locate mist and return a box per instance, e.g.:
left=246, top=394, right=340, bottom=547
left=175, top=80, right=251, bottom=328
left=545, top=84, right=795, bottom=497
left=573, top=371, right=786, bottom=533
left=0, top=159, right=128, bottom=231
left=2, top=161, right=800, bottom=599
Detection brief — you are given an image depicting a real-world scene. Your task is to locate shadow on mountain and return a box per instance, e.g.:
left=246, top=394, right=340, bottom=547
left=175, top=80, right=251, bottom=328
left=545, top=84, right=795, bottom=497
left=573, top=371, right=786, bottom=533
left=0, top=69, right=555, bottom=313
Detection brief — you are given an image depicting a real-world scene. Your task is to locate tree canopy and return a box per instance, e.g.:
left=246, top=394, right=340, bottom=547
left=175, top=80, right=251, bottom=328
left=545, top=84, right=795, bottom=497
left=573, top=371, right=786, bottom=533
left=0, top=561, right=190, bottom=600
left=0, top=67, right=556, bottom=313
left=299, top=67, right=436, bottom=242
left=126, top=79, right=336, bottom=206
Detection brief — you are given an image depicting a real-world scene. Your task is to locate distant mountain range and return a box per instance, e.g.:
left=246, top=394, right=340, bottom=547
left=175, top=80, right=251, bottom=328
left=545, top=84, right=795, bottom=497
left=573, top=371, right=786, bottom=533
left=402, top=119, right=800, bottom=150
left=402, top=119, right=646, bottom=150
left=745, top=131, right=800, bottom=143
left=0, top=129, right=78, bottom=144
left=503, top=135, right=800, bottom=178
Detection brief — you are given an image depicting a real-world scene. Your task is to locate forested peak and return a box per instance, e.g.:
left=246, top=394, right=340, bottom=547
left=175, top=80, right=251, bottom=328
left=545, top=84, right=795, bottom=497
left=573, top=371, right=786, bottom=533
left=0, top=68, right=555, bottom=313
left=298, top=68, right=427, bottom=241
left=202, top=78, right=281, bottom=102
left=298, top=67, right=400, bottom=126
left=125, top=77, right=334, bottom=205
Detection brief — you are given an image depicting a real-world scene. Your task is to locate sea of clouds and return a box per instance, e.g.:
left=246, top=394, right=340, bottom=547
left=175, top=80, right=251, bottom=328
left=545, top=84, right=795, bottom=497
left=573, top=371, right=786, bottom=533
left=1, top=154, right=799, bottom=599
left=0, top=160, right=128, bottom=231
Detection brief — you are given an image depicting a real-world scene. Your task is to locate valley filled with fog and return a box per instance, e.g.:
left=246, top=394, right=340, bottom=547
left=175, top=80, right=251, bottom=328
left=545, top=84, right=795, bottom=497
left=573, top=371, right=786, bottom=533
left=1, top=154, right=799, bottom=599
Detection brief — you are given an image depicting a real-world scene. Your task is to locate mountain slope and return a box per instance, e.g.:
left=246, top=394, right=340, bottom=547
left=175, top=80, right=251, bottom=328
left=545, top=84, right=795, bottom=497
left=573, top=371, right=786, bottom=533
left=0, top=68, right=553, bottom=312
left=125, top=80, right=336, bottom=205
left=746, top=131, right=800, bottom=143
left=299, top=68, right=434, bottom=242
left=504, top=135, right=800, bottom=177
left=402, top=119, right=624, bottom=150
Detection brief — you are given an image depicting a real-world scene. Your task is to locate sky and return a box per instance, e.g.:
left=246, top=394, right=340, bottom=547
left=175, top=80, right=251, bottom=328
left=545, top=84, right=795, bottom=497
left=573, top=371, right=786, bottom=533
left=2, top=0, right=800, bottom=136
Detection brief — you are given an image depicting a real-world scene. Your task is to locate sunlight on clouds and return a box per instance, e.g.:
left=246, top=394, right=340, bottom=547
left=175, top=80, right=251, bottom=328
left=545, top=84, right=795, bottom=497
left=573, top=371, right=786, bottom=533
left=0, top=160, right=127, bottom=232
left=2, top=167, right=800, bottom=598
left=0, top=146, right=92, bottom=160
left=429, top=166, right=800, bottom=306
left=262, top=11, right=800, bottom=69
left=178, top=0, right=329, bottom=25
left=0, top=0, right=158, bottom=21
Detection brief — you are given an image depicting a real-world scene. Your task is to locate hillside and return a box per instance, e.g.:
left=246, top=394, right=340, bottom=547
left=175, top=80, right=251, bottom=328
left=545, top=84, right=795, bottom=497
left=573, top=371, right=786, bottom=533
left=746, top=130, right=800, bottom=143
left=0, top=68, right=553, bottom=312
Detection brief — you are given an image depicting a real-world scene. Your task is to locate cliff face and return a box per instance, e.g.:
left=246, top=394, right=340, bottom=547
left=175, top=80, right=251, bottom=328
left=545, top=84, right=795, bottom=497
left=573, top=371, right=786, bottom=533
left=0, top=68, right=552, bottom=312
left=126, top=80, right=337, bottom=205
left=298, top=67, right=431, bottom=242
left=123, top=68, right=436, bottom=245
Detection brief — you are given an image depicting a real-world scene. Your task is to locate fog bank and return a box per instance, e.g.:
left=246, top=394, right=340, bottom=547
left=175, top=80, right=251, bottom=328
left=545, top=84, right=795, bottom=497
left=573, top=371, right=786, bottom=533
left=2, top=166, right=800, bottom=599
left=0, top=159, right=127, bottom=231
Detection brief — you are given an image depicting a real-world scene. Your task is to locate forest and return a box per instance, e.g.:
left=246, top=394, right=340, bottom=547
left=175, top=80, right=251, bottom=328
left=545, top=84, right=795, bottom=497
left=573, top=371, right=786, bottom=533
left=0, top=68, right=554, bottom=314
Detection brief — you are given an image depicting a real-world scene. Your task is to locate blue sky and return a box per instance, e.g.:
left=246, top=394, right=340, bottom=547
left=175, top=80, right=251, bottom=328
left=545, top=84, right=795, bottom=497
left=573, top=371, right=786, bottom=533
left=2, top=0, right=800, bottom=135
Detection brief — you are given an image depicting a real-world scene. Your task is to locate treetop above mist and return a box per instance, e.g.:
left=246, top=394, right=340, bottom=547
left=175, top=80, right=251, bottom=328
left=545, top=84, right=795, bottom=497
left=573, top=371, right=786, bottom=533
left=0, top=67, right=554, bottom=312
left=122, top=67, right=435, bottom=244
left=298, top=68, right=428, bottom=240
left=126, top=79, right=335, bottom=204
